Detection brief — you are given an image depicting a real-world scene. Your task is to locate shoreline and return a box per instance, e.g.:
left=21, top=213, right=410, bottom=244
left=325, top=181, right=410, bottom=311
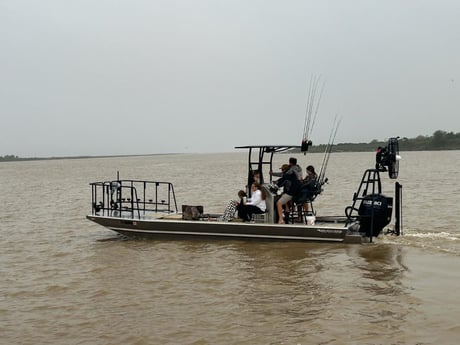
left=1, top=148, right=459, bottom=163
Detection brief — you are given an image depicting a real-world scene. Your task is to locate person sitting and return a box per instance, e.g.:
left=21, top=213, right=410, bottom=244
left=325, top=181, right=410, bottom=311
left=274, top=163, right=301, bottom=224
left=246, top=169, right=261, bottom=195
left=221, top=190, right=247, bottom=221
left=236, top=183, right=266, bottom=222
left=296, top=165, right=319, bottom=215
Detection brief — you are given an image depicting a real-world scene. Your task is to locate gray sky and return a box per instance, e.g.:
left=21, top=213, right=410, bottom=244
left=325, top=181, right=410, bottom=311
left=1, top=0, right=459, bottom=157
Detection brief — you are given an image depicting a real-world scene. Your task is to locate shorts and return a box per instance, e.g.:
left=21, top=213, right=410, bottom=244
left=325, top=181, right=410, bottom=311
left=278, top=193, right=293, bottom=205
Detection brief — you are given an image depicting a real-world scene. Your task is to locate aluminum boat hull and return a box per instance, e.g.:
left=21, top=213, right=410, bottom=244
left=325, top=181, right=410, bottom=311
left=86, top=215, right=364, bottom=243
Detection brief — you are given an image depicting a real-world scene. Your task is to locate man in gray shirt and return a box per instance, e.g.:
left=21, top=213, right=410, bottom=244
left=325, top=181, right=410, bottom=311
left=271, top=157, right=302, bottom=180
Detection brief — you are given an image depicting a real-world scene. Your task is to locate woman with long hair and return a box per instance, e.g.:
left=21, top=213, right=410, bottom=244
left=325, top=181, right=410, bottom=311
left=301, top=165, right=318, bottom=214
left=237, top=182, right=266, bottom=221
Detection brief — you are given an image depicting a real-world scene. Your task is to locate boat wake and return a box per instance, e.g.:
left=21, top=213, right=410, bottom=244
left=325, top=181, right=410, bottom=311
left=405, top=231, right=459, bottom=241
left=383, top=229, right=460, bottom=256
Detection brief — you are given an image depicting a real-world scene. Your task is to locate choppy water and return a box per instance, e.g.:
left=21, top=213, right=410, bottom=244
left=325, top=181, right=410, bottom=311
left=1, top=151, right=459, bottom=344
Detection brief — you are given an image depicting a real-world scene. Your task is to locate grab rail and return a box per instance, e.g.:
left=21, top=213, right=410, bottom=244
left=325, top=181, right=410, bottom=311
left=90, top=179, right=178, bottom=218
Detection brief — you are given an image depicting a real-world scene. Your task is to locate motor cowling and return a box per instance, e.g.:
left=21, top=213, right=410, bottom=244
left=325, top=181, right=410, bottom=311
left=358, top=194, right=393, bottom=237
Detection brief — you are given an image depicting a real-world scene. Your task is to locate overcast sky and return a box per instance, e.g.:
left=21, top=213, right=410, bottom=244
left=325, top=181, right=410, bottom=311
left=1, top=0, right=459, bottom=157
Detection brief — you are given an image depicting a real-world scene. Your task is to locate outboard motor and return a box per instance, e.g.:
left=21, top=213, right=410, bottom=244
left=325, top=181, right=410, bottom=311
left=358, top=194, right=393, bottom=237
left=346, top=137, right=402, bottom=241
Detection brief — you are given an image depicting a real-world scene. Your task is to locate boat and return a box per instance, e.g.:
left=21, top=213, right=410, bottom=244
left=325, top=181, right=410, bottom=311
left=86, top=137, right=403, bottom=244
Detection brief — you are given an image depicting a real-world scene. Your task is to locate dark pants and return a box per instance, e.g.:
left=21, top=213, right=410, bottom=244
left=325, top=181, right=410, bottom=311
left=237, top=204, right=264, bottom=221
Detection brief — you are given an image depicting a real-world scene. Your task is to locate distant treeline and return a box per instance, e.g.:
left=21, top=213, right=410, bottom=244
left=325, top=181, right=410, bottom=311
left=0, top=153, right=169, bottom=162
left=1, top=130, right=459, bottom=162
left=0, top=155, right=20, bottom=161
left=306, top=130, right=460, bottom=153
left=0, top=154, right=94, bottom=162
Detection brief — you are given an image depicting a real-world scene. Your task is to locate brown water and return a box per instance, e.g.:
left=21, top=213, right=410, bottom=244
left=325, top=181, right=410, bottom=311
left=1, top=151, right=459, bottom=344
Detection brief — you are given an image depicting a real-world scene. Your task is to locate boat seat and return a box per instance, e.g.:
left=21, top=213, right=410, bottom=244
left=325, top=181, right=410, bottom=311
left=287, top=201, right=315, bottom=224
left=253, top=212, right=269, bottom=223
left=302, top=200, right=315, bottom=215
left=293, top=182, right=321, bottom=204
left=291, top=186, right=321, bottom=224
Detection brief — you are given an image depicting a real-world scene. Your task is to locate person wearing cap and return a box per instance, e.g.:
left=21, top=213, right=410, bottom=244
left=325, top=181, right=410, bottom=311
left=274, top=163, right=301, bottom=224
left=270, top=157, right=302, bottom=180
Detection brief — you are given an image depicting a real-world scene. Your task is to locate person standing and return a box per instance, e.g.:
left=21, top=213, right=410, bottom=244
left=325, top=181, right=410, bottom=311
left=271, top=157, right=302, bottom=180
left=289, top=157, right=303, bottom=180
left=274, top=164, right=301, bottom=224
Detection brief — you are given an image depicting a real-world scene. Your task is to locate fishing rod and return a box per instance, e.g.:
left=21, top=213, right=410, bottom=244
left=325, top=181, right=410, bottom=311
left=303, top=77, right=316, bottom=140
left=308, top=78, right=325, bottom=141
left=318, top=115, right=341, bottom=185
left=301, top=75, right=325, bottom=153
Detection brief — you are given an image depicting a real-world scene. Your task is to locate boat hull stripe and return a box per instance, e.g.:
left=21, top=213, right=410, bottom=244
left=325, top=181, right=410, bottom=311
left=107, top=226, right=345, bottom=242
